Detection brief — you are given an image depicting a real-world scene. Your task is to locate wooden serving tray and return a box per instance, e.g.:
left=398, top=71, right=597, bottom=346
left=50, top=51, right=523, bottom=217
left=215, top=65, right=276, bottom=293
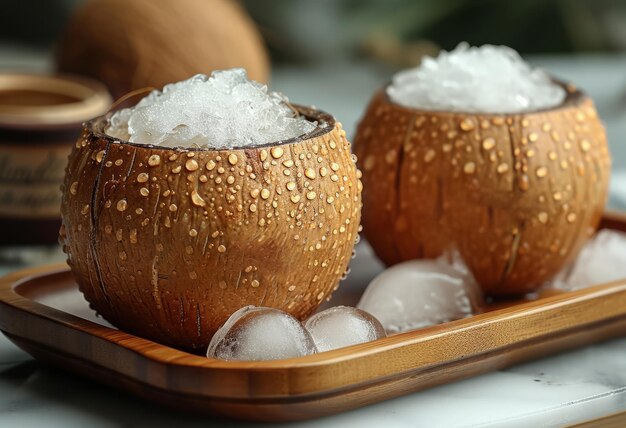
left=1, top=213, right=626, bottom=422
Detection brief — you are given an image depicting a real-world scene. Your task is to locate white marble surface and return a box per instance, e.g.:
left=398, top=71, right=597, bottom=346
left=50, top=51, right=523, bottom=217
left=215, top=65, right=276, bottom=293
left=1, top=47, right=626, bottom=427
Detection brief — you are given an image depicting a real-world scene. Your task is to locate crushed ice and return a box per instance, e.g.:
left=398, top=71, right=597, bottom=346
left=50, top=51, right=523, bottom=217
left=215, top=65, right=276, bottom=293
left=106, top=69, right=317, bottom=149
left=387, top=42, right=566, bottom=113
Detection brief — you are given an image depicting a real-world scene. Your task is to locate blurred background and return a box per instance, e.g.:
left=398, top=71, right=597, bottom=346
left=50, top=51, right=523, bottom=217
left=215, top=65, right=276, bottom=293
left=3, top=0, right=626, bottom=60
left=0, top=0, right=626, bottom=257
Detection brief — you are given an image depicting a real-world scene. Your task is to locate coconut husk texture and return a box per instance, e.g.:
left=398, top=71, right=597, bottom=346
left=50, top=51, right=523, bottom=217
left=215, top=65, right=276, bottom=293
left=56, top=0, right=270, bottom=99
left=354, top=85, right=610, bottom=295
left=59, top=107, right=362, bottom=351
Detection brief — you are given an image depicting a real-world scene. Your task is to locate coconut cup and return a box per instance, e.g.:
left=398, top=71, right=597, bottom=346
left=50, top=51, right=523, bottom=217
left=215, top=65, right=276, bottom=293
left=354, top=84, right=610, bottom=296
left=60, top=106, right=362, bottom=351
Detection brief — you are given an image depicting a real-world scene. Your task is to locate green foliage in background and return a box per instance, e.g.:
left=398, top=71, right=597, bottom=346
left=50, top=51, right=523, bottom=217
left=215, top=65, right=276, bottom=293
left=244, top=0, right=626, bottom=62
left=342, top=0, right=626, bottom=51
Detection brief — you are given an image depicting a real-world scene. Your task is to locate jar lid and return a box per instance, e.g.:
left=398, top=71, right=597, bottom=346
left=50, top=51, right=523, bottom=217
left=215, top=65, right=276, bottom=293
left=0, top=73, right=112, bottom=129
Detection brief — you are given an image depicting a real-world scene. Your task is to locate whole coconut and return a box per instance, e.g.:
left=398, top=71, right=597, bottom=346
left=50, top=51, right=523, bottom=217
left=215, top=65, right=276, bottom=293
left=56, top=0, right=270, bottom=98
left=354, top=85, right=610, bottom=296
left=59, top=107, right=362, bottom=351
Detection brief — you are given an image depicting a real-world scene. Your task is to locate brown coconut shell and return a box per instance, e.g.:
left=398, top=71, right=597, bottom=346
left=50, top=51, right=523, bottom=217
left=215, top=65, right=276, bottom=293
left=354, top=85, right=610, bottom=296
left=59, top=107, right=361, bottom=351
left=56, top=0, right=270, bottom=99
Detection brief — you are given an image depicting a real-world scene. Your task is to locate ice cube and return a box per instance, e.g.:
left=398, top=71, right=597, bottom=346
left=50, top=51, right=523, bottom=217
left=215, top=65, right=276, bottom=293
left=207, top=306, right=317, bottom=361
left=548, top=230, right=626, bottom=291
left=387, top=42, right=565, bottom=113
left=106, top=68, right=317, bottom=149
left=304, top=306, right=386, bottom=352
left=357, top=258, right=482, bottom=334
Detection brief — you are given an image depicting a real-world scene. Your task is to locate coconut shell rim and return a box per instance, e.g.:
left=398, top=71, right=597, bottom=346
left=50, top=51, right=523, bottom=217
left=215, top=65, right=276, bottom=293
left=87, top=104, right=336, bottom=152
left=380, top=79, right=587, bottom=117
